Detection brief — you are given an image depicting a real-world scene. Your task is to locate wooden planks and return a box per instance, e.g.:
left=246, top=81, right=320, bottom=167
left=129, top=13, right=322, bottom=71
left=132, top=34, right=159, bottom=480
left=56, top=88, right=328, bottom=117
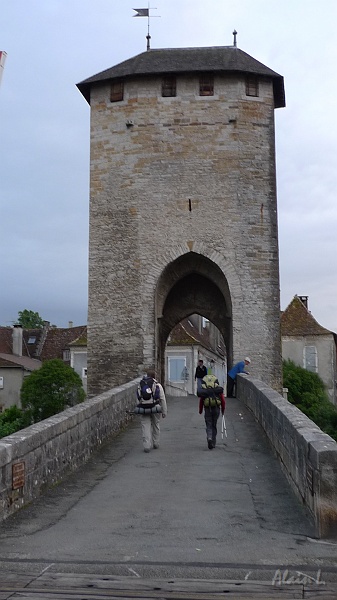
left=0, top=573, right=336, bottom=599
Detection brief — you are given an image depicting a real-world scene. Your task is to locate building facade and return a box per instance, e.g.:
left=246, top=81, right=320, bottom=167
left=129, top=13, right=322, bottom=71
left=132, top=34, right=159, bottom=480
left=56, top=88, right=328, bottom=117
left=77, top=44, right=285, bottom=396
left=281, top=295, right=337, bottom=404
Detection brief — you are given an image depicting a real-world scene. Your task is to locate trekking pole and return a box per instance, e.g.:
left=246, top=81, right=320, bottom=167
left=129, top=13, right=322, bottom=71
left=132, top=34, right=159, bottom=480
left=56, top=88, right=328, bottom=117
left=221, top=413, right=227, bottom=439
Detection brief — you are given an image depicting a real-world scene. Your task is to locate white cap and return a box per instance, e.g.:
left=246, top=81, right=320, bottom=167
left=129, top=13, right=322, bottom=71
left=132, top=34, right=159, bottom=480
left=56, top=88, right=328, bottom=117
left=244, top=357, right=251, bottom=363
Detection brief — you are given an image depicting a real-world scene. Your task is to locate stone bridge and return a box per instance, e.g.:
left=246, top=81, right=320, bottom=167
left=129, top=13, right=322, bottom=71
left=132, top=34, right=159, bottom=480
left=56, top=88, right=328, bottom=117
left=0, top=376, right=337, bottom=598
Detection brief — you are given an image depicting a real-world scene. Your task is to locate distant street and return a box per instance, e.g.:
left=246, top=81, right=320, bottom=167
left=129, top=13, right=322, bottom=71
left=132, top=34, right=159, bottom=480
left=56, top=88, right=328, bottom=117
left=0, top=394, right=337, bottom=597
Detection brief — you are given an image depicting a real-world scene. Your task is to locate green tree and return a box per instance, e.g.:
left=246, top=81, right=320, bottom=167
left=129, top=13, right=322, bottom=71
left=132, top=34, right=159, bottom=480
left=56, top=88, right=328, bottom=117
left=0, top=405, right=30, bottom=438
left=283, top=359, right=337, bottom=441
left=21, top=359, right=85, bottom=424
left=16, top=309, right=45, bottom=329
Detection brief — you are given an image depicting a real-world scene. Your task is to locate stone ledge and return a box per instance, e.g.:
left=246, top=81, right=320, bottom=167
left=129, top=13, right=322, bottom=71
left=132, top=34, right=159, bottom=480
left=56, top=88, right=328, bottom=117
left=238, top=375, right=337, bottom=538
left=0, top=378, right=139, bottom=521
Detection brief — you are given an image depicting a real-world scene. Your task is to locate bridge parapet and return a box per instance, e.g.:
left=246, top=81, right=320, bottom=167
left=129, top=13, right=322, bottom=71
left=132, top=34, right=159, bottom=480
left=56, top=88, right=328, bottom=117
left=238, top=375, right=337, bottom=539
left=0, top=379, right=138, bottom=522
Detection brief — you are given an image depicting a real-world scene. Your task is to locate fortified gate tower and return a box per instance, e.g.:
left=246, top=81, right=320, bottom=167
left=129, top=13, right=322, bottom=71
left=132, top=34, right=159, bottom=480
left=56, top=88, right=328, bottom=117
left=77, top=43, right=285, bottom=396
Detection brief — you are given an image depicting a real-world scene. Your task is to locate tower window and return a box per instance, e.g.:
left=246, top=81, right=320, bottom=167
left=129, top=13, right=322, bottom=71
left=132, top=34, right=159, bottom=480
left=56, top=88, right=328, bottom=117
left=199, top=75, right=214, bottom=96
left=246, top=76, right=259, bottom=97
left=110, top=80, right=124, bottom=102
left=162, top=76, right=176, bottom=97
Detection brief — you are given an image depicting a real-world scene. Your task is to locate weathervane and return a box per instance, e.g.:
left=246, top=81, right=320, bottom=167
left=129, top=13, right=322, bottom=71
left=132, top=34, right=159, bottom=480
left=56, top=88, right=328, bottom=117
left=133, top=5, right=160, bottom=51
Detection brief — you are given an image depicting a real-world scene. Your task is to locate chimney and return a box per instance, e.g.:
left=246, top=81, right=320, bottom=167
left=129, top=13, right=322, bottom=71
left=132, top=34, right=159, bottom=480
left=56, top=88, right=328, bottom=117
left=298, top=296, right=308, bottom=309
left=68, top=321, right=73, bottom=328
left=12, top=325, right=23, bottom=357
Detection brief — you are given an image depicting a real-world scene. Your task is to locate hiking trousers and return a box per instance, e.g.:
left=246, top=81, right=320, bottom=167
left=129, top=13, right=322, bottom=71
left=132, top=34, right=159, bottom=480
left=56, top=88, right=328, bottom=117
left=140, top=413, right=161, bottom=451
left=204, top=406, right=220, bottom=445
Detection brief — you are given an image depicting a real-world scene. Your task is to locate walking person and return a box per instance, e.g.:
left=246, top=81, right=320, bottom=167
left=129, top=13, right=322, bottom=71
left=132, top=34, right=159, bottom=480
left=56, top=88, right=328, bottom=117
left=199, top=374, right=225, bottom=449
left=226, top=357, right=251, bottom=398
left=195, top=359, right=208, bottom=394
left=137, top=370, right=167, bottom=453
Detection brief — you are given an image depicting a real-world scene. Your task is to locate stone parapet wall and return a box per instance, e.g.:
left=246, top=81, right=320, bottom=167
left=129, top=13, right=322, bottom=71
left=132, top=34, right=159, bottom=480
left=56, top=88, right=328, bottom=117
left=237, top=375, right=337, bottom=538
left=0, top=379, right=138, bottom=522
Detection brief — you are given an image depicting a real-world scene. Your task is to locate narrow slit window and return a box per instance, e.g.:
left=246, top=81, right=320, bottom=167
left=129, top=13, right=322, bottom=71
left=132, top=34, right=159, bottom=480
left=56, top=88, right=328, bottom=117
left=246, top=76, right=259, bottom=97
left=199, top=75, right=214, bottom=96
left=110, top=80, right=124, bottom=102
left=304, top=346, right=318, bottom=373
left=162, top=76, right=176, bottom=97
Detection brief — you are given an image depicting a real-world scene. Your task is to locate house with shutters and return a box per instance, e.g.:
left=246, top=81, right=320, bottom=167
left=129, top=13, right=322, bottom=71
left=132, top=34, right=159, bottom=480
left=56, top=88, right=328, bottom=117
left=281, top=295, right=337, bottom=404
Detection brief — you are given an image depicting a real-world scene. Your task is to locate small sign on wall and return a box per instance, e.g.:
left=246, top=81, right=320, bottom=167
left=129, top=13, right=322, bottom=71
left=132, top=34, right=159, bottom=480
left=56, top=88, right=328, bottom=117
left=12, top=462, right=25, bottom=490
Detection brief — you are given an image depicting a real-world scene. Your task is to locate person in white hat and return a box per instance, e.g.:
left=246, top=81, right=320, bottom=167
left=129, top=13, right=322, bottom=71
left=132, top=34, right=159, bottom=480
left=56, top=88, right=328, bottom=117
left=226, top=357, right=251, bottom=398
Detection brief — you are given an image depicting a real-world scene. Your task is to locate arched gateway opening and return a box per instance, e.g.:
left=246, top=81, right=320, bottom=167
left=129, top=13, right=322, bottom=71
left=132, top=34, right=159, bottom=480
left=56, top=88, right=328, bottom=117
left=155, top=252, right=232, bottom=383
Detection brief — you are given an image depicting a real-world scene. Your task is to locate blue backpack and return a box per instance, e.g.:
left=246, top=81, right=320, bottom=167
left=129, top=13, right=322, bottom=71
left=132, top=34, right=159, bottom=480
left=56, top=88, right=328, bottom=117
left=137, top=377, right=160, bottom=405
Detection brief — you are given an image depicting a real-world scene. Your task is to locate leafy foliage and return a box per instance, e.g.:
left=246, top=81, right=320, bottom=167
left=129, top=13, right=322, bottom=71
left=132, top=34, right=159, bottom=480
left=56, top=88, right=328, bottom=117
left=16, top=309, right=45, bottom=329
left=283, top=359, right=337, bottom=441
left=0, top=405, right=30, bottom=438
left=21, top=359, right=85, bottom=424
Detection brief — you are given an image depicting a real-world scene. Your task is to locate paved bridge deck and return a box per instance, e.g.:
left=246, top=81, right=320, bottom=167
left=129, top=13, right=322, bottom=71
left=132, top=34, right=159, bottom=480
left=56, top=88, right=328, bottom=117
left=0, top=395, right=337, bottom=598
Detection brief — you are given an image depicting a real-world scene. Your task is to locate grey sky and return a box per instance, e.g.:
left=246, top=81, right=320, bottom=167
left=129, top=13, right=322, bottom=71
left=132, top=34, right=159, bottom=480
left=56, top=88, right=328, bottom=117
left=1, top=1, right=336, bottom=330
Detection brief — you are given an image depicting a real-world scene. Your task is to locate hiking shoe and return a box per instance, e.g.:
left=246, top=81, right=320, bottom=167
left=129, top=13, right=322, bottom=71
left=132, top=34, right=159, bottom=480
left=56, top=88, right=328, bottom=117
left=153, top=444, right=159, bottom=449
left=212, top=440, right=216, bottom=448
left=144, top=448, right=151, bottom=453
left=207, top=439, right=213, bottom=450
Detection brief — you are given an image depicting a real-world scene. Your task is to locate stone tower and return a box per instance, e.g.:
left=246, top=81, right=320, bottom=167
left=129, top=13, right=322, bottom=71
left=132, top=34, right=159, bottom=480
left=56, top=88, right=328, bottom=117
left=77, top=45, right=285, bottom=396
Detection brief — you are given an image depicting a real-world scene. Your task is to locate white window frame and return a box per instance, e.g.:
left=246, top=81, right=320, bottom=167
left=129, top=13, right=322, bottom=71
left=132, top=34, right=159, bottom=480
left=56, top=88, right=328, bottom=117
left=168, top=356, right=186, bottom=382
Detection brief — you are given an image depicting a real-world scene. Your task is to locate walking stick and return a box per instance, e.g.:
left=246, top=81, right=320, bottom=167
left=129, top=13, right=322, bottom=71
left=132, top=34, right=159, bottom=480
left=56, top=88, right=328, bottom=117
left=221, top=413, right=227, bottom=439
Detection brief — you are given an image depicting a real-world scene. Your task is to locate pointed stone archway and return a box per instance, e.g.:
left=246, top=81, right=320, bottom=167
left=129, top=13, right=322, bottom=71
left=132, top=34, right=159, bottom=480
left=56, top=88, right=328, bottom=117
left=155, top=252, right=232, bottom=383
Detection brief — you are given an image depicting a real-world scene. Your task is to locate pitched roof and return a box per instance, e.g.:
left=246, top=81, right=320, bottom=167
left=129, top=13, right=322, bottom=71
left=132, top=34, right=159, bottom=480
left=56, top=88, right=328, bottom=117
left=0, top=353, right=41, bottom=371
left=0, top=326, right=45, bottom=359
left=39, top=326, right=87, bottom=361
left=77, top=46, right=285, bottom=108
left=281, top=296, right=332, bottom=337
left=168, top=318, right=226, bottom=357
left=22, top=328, right=45, bottom=358
left=0, top=327, right=12, bottom=354
left=68, top=329, right=87, bottom=347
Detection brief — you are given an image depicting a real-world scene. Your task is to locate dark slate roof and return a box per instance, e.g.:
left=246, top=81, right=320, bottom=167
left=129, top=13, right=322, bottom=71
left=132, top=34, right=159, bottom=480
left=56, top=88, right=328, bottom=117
left=77, top=46, right=285, bottom=108
left=281, top=296, right=332, bottom=337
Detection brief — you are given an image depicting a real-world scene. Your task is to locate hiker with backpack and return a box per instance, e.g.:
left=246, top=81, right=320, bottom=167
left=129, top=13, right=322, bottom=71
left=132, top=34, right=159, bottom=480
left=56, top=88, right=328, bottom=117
left=136, top=370, right=167, bottom=453
left=199, top=373, right=225, bottom=450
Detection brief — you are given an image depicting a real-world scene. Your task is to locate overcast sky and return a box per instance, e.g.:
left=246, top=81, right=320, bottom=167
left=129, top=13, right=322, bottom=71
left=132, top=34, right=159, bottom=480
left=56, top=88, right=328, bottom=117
left=1, top=1, right=336, bottom=331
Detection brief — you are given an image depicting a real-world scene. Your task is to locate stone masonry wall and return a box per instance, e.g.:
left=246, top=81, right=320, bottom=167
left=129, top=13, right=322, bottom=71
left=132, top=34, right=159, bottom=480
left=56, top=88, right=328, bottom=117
left=0, top=380, right=138, bottom=522
left=237, top=375, right=337, bottom=538
left=88, top=73, right=282, bottom=396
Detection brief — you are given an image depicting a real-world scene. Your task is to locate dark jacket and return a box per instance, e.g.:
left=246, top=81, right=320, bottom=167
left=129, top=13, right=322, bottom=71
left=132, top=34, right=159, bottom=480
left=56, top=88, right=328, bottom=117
left=195, top=365, right=207, bottom=379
